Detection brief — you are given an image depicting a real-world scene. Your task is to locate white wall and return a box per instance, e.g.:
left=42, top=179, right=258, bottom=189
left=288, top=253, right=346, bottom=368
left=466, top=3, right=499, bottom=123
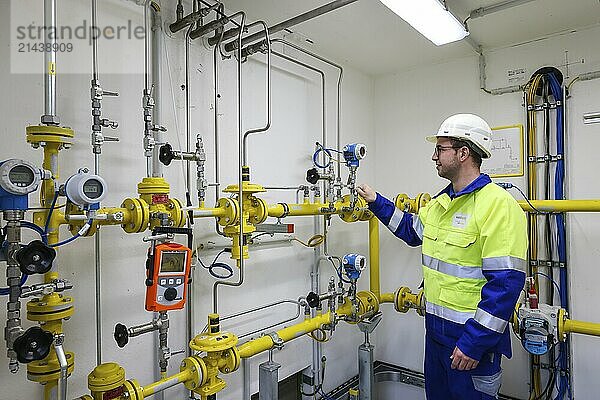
left=0, top=1, right=375, bottom=399
left=373, top=24, right=600, bottom=399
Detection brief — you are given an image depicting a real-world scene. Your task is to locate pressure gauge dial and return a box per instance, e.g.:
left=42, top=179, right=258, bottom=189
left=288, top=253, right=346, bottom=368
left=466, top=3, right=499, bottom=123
left=65, top=170, right=107, bottom=208
left=0, top=160, right=43, bottom=195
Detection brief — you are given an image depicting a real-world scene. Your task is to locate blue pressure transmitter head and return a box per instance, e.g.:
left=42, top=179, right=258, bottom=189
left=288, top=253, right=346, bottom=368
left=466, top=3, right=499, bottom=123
left=0, top=159, right=49, bottom=211
left=343, top=143, right=367, bottom=168
left=342, top=253, right=367, bottom=281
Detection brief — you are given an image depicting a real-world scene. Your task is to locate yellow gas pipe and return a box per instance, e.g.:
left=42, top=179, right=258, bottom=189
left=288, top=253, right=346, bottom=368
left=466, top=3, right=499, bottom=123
left=25, top=126, right=76, bottom=398
left=368, top=217, right=380, bottom=300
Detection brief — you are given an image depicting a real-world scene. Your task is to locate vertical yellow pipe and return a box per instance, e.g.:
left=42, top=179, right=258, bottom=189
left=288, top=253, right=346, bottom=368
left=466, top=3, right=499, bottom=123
left=40, top=143, right=64, bottom=400
left=368, top=217, right=380, bottom=300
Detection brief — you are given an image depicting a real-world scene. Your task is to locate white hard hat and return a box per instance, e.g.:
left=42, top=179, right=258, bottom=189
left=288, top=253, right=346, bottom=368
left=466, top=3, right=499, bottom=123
left=426, top=114, right=493, bottom=158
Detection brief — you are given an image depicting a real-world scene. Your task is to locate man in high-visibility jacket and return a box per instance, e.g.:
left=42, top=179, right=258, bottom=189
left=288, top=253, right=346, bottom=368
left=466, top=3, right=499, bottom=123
left=357, top=114, right=527, bottom=400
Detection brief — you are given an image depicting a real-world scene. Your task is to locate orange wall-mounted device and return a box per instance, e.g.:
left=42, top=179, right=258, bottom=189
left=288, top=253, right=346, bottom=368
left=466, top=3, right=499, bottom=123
left=145, top=242, right=192, bottom=312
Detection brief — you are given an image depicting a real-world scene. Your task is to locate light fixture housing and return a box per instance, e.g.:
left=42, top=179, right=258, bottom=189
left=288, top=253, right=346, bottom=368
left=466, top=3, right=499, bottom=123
left=379, top=0, right=469, bottom=46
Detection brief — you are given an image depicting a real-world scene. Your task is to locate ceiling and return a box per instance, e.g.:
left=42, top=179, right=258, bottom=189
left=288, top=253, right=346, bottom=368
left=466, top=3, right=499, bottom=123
left=221, top=0, right=600, bottom=76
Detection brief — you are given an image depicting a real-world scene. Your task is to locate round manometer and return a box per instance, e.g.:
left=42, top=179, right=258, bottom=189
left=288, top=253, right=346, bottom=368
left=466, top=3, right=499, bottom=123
left=65, top=171, right=107, bottom=207
left=0, top=160, right=42, bottom=195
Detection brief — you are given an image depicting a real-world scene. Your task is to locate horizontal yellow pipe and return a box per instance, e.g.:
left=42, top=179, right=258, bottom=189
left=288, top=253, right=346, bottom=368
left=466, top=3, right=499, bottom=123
left=238, top=312, right=333, bottom=358
left=379, top=293, right=395, bottom=304
left=518, top=200, right=600, bottom=213
left=192, top=207, right=227, bottom=218
left=267, top=202, right=346, bottom=218
left=563, top=319, right=600, bottom=337
left=143, top=369, right=193, bottom=397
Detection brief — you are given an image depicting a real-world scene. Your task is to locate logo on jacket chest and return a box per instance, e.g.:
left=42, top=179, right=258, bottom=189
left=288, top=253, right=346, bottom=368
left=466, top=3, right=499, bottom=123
left=452, top=213, right=470, bottom=229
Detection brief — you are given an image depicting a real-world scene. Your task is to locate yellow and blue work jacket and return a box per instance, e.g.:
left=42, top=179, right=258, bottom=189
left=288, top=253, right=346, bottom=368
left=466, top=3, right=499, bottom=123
left=369, top=174, right=527, bottom=360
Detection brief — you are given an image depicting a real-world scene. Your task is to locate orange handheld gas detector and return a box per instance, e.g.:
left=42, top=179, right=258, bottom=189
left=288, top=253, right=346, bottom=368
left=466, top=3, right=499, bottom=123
left=145, top=242, right=192, bottom=312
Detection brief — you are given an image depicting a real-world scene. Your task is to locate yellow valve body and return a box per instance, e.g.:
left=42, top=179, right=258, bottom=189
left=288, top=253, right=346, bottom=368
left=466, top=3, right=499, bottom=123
left=88, top=363, right=126, bottom=395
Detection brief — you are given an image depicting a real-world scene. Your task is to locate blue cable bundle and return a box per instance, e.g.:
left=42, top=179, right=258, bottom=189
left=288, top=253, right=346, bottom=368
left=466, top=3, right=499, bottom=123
left=548, top=72, right=571, bottom=400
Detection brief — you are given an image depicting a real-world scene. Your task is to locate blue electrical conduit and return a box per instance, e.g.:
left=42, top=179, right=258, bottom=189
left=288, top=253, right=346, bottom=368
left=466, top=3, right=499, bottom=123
left=548, top=72, right=571, bottom=400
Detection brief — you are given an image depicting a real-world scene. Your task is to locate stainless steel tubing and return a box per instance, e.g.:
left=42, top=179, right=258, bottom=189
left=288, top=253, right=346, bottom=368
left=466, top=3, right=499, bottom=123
left=271, top=50, right=326, bottom=170
left=42, top=0, right=59, bottom=125
left=213, top=5, right=226, bottom=237
left=55, top=335, right=68, bottom=400
left=243, top=358, right=251, bottom=400
left=242, top=22, right=271, bottom=166
left=212, top=11, right=246, bottom=314
left=271, top=39, right=343, bottom=182
left=151, top=6, right=164, bottom=178
left=218, top=0, right=360, bottom=51
left=91, top=0, right=103, bottom=367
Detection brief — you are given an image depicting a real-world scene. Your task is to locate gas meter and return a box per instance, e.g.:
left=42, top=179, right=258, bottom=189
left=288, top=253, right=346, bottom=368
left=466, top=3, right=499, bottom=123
left=145, top=242, right=192, bottom=312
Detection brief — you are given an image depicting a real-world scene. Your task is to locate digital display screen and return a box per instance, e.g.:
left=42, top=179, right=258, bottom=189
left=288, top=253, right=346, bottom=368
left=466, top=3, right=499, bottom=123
left=9, top=166, right=34, bottom=186
left=160, top=251, right=186, bottom=273
left=83, top=179, right=103, bottom=199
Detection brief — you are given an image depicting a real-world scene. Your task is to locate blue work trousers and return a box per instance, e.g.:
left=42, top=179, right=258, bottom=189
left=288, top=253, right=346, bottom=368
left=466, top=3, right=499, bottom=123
left=425, top=335, right=502, bottom=400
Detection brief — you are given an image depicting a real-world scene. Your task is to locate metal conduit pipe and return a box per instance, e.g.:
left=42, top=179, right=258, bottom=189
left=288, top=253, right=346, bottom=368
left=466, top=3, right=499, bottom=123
left=469, top=0, right=538, bottom=19
left=42, top=0, right=59, bottom=125
left=212, top=3, right=227, bottom=238
left=212, top=11, right=246, bottom=314
left=242, top=22, right=271, bottom=166
left=91, top=0, right=103, bottom=367
left=151, top=6, right=164, bottom=178
left=271, top=51, right=326, bottom=163
left=218, top=0, right=360, bottom=51
left=270, top=39, right=344, bottom=186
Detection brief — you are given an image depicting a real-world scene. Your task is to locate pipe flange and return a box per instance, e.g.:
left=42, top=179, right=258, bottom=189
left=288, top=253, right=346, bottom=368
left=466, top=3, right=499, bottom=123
left=340, top=194, right=369, bottom=222
left=167, top=197, right=186, bottom=228
left=26, top=125, right=74, bottom=148
left=27, top=294, right=74, bottom=322
left=266, top=332, right=284, bottom=351
left=121, top=198, right=149, bottom=233
left=219, top=347, right=240, bottom=374
left=123, top=379, right=144, bottom=400
left=250, top=197, right=268, bottom=224
left=181, top=356, right=208, bottom=391
left=415, top=193, right=431, bottom=213
left=394, top=194, right=410, bottom=212
left=357, top=291, right=380, bottom=317
left=557, top=307, right=568, bottom=340
left=27, top=351, right=75, bottom=383
left=394, top=287, right=411, bottom=313
left=415, top=290, right=425, bottom=316
left=216, top=198, right=239, bottom=227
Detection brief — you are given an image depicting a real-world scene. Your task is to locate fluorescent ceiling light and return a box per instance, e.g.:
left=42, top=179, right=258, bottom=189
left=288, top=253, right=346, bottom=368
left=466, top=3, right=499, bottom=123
left=379, top=0, right=469, bottom=46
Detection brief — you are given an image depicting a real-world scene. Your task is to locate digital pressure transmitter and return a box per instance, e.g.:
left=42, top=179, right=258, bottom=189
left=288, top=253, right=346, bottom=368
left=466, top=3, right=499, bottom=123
left=64, top=169, right=107, bottom=209
left=0, top=159, right=49, bottom=210
left=343, top=143, right=367, bottom=168
left=342, top=253, right=367, bottom=281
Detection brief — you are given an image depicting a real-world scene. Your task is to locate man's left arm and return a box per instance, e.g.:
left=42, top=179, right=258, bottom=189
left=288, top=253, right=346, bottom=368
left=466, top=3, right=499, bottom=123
left=456, top=196, right=528, bottom=361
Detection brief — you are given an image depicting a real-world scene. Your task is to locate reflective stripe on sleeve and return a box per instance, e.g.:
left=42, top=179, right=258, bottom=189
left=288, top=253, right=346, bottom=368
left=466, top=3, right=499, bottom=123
left=422, top=255, right=485, bottom=280
left=474, top=308, right=508, bottom=333
left=482, top=256, right=527, bottom=272
left=387, top=208, right=403, bottom=232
